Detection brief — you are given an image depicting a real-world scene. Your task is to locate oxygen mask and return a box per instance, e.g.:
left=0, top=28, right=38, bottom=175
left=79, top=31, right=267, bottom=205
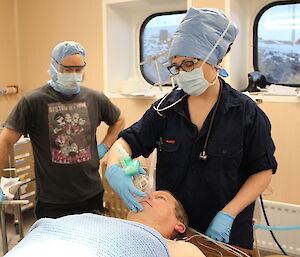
left=132, top=172, right=155, bottom=201
left=116, top=143, right=156, bottom=201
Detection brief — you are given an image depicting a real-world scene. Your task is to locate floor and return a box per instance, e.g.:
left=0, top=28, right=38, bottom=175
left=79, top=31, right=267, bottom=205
left=0, top=209, right=295, bottom=257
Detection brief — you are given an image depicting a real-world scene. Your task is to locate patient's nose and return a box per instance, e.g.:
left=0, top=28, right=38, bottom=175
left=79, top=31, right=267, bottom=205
left=147, top=193, right=153, bottom=200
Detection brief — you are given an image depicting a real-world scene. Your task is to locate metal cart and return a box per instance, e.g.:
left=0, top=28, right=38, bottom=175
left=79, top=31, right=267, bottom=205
left=0, top=198, right=29, bottom=255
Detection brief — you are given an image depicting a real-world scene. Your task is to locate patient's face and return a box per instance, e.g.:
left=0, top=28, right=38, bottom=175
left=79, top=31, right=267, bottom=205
left=127, top=191, right=179, bottom=234
left=142, top=190, right=177, bottom=214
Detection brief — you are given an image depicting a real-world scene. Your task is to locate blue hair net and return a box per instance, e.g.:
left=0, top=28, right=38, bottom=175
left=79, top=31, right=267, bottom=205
left=48, top=41, right=86, bottom=82
left=168, top=8, right=238, bottom=66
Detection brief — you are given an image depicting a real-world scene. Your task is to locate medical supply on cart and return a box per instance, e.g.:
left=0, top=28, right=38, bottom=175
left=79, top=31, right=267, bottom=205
left=0, top=177, right=30, bottom=254
left=1, top=177, right=22, bottom=200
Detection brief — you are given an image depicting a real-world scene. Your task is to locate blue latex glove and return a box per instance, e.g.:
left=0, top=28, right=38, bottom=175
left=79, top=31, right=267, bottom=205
left=97, top=142, right=108, bottom=160
left=205, top=211, right=235, bottom=243
left=105, top=164, right=147, bottom=213
left=0, top=188, right=5, bottom=203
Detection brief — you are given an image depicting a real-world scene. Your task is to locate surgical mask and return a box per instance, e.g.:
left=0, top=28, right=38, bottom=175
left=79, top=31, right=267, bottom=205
left=50, top=63, right=83, bottom=95
left=56, top=72, right=82, bottom=94
left=176, top=66, right=217, bottom=96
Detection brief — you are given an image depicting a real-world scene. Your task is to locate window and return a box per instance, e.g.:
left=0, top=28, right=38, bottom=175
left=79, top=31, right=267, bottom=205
left=140, top=11, right=186, bottom=86
left=254, top=1, right=300, bottom=86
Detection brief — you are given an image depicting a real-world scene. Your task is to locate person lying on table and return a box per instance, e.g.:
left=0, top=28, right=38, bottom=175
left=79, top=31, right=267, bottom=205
left=4, top=190, right=204, bottom=257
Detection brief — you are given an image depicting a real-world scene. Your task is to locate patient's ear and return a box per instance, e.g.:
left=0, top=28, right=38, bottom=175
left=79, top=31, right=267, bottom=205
left=174, top=222, right=186, bottom=234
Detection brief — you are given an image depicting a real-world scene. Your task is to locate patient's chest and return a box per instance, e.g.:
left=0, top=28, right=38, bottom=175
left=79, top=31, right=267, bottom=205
left=5, top=214, right=171, bottom=257
left=165, top=239, right=205, bottom=257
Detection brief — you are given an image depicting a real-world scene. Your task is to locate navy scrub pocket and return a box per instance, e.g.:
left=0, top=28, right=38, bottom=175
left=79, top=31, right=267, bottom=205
left=156, top=140, right=180, bottom=189
left=206, top=142, right=243, bottom=197
left=206, top=142, right=243, bottom=174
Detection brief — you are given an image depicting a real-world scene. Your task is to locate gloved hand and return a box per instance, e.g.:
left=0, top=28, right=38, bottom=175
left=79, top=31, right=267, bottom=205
left=105, top=164, right=147, bottom=213
left=205, top=211, right=235, bottom=243
left=0, top=188, right=5, bottom=203
left=97, top=142, right=108, bottom=160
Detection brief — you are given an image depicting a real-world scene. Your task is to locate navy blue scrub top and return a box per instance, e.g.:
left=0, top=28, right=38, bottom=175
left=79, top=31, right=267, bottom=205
left=120, top=78, right=277, bottom=249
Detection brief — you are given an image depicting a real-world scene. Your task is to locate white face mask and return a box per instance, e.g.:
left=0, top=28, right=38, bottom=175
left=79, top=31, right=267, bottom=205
left=176, top=66, right=217, bottom=96
left=49, top=63, right=83, bottom=95
left=56, top=72, right=83, bottom=94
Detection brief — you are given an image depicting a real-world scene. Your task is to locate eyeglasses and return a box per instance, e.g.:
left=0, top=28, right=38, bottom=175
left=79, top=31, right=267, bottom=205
left=52, top=57, right=86, bottom=73
left=167, top=59, right=199, bottom=75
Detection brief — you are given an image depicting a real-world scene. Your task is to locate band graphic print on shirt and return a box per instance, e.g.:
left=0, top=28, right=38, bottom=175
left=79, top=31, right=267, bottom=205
left=48, top=102, right=91, bottom=164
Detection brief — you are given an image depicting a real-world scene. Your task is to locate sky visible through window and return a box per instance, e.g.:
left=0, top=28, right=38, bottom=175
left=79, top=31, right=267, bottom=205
left=259, top=4, right=300, bottom=41
left=141, top=4, right=300, bottom=86
left=141, top=12, right=185, bottom=86
left=146, top=13, right=186, bottom=28
left=257, top=3, right=300, bottom=85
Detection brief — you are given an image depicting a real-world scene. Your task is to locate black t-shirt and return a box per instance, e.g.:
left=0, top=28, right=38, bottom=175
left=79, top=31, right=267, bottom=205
left=5, top=84, right=120, bottom=204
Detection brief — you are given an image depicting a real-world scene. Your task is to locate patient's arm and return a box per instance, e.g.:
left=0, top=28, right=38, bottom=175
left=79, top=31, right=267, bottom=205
left=166, top=239, right=205, bottom=257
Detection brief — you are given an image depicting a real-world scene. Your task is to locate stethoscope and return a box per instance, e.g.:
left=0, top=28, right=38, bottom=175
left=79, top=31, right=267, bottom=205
left=153, top=77, right=223, bottom=161
left=199, top=79, right=223, bottom=161
left=152, top=75, right=188, bottom=117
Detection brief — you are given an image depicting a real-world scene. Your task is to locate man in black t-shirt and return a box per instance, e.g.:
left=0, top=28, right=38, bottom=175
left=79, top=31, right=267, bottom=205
left=0, top=41, right=125, bottom=219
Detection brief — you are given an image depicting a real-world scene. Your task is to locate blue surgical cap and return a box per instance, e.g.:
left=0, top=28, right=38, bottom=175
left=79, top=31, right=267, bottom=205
left=168, top=8, right=238, bottom=66
left=48, top=41, right=86, bottom=81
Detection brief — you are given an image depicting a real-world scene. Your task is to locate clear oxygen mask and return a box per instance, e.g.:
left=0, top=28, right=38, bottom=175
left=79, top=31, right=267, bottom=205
left=132, top=149, right=157, bottom=200
left=116, top=143, right=157, bottom=200
left=132, top=173, right=154, bottom=195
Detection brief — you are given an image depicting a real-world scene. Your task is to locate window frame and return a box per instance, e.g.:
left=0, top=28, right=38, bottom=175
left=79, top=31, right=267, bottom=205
left=139, top=10, right=186, bottom=86
left=253, top=0, right=300, bottom=87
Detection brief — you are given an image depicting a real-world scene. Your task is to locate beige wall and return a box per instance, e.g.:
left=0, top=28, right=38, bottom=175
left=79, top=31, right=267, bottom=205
left=0, top=0, right=299, bottom=205
left=192, top=0, right=226, bottom=10
left=0, top=0, right=20, bottom=122
left=259, top=102, right=300, bottom=205
left=17, top=0, right=103, bottom=94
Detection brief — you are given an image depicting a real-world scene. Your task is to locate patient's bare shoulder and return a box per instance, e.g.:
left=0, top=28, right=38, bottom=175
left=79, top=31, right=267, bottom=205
left=166, top=239, right=205, bottom=257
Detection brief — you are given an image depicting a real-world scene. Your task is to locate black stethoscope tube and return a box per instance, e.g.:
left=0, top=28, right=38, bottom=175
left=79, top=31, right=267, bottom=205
left=199, top=79, right=223, bottom=161
left=153, top=79, right=223, bottom=161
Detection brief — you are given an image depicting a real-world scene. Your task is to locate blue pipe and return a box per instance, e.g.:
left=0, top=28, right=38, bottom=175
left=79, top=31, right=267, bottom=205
left=254, top=224, right=300, bottom=231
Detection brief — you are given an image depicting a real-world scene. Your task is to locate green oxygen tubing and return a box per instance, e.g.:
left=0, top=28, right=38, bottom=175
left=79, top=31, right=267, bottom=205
left=116, top=143, right=140, bottom=176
